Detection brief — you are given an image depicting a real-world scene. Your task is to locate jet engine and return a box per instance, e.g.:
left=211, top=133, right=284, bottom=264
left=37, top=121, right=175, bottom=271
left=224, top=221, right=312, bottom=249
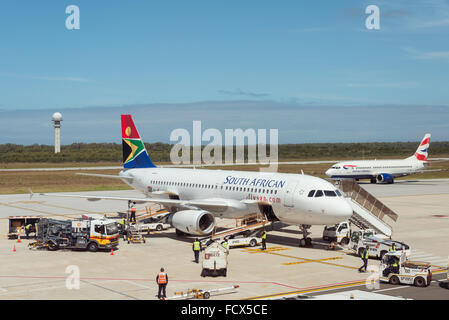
left=167, top=210, right=216, bottom=235
left=376, top=173, right=394, bottom=184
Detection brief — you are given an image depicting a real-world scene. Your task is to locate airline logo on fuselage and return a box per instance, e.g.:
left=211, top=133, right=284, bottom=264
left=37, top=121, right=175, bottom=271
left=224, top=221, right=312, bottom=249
left=224, top=176, right=286, bottom=188
left=343, top=165, right=357, bottom=170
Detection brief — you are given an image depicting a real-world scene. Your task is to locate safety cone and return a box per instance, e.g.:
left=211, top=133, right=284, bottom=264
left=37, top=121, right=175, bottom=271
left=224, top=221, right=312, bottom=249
left=110, top=249, right=114, bottom=256
left=17, top=234, right=21, bottom=243
left=13, top=244, right=16, bottom=252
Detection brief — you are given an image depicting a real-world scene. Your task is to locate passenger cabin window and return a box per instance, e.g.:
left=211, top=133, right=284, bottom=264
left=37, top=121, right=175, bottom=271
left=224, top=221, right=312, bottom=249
left=314, top=190, right=323, bottom=197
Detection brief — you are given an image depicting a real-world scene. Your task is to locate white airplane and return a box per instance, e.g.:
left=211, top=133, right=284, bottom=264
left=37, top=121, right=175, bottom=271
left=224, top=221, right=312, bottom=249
left=40, top=115, right=352, bottom=246
left=325, top=134, right=431, bottom=184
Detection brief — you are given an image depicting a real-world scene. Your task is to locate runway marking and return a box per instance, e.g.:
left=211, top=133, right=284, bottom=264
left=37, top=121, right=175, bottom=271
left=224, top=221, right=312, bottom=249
left=246, top=279, right=368, bottom=300
left=80, top=280, right=140, bottom=300
left=246, top=269, right=448, bottom=300
left=0, top=202, right=73, bottom=218
left=373, top=286, right=412, bottom=293
left=242, top=246, right=357, bottom=270
left=243, top=247, right=290, bottom=253
left=0, top=275, right=302, bottom=291
left=282, top=256, right=343, bottom=266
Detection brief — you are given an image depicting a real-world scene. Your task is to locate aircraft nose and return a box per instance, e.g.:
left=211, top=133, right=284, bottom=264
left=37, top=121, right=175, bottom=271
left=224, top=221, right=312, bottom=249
left=325, top=169, right=332, bottom=177
left=336, top=198, right=353, bottom=219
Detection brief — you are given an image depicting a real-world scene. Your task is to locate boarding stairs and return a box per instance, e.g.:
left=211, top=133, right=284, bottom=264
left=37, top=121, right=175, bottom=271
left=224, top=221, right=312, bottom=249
left=334, top=180, right=398, bottom=237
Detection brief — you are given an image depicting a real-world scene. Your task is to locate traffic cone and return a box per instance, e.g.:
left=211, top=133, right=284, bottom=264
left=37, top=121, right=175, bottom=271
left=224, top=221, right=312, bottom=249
left=17, top=234, right=21, bottom=243
left=110, top=249, right=114, bottom=256
left=13, top=244, right=16, bottom=252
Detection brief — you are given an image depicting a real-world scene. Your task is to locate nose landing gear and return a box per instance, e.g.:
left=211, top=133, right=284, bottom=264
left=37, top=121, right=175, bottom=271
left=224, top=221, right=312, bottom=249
left=299, top=224, right=313, bottom=247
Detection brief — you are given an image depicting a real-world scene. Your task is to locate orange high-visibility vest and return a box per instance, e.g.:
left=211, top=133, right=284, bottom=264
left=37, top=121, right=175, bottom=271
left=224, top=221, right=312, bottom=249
left=131, top=206, right=137, bottom=213
left=158, top=272, right=167, bottom=284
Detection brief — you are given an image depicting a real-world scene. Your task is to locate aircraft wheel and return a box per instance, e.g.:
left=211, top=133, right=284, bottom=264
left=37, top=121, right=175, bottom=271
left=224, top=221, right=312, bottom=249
left=305, top=238, right=312, bottom=246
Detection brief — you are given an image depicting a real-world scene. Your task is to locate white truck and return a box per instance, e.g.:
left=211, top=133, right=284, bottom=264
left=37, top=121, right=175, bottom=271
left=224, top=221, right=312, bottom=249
left=201, top=241, right=228, bottom=277
left=379, top=251, right=432, bottom=287
left=138, top=222, right=171, bottom=232
left=322, top=221, right=351, bottom=245
left=349, top=229, right=410, bottom=260
left=201, top=229, right=262, bottom=249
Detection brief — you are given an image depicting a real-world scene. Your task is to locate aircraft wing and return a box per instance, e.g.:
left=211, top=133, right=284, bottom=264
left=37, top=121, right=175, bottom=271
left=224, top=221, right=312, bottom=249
left=36, top=192, right=230, bottom=211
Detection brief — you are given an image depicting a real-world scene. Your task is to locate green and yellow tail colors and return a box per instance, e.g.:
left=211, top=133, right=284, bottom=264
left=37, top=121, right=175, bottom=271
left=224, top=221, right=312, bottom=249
left=121, top=115, right=156, bottom=169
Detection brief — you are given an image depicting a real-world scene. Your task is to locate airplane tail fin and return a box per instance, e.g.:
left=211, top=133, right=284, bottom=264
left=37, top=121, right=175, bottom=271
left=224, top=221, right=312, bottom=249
left=121, top=114, right=156, bottom=168
left=407, top=133, right=431, bottom=161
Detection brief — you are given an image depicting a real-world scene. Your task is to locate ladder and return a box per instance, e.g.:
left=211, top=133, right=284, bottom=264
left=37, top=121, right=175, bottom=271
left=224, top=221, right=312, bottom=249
left=334, top=180, right=398, bottom=237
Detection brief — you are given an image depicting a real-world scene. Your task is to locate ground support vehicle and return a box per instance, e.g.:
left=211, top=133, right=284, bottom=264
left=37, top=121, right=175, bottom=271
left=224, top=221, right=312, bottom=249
left=349, top=230, right=410, bottom=260
left=322, top=221, right=350, bottom=245
left=29, top=217, right=119, bottom=252
left=379, top=251, right=432, bottom=287
left=167, top=285, right=239, bottom=299
left=125, top=224, right=146, bottom=244
left=8, top=216, right=41, bottom=239
left=201, top=241, right=228, bottom=277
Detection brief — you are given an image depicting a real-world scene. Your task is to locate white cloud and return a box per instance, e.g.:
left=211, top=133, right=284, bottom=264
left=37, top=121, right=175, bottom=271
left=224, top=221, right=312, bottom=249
left=347, top=82, right=419, bottom=89
left=403, top=47, right=449, bottom=60
left=0, top=72, right=89, bottom=82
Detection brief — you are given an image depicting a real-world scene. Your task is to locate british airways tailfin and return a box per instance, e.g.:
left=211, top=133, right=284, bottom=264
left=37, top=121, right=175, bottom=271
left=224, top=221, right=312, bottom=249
left=406, top=133, right=431, bottom=162
left=121, top=115, right=157, bottom=168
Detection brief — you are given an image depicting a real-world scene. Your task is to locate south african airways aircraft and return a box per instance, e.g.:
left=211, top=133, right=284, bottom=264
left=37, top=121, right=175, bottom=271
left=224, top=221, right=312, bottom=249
left=42, top=115, right=352, bottom=246
left=325, top=134, right=431, bottom=184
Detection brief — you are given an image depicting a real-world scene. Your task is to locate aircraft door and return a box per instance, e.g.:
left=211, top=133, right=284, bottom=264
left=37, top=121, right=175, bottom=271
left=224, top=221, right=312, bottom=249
left=284, top=182, right=298, bottom=207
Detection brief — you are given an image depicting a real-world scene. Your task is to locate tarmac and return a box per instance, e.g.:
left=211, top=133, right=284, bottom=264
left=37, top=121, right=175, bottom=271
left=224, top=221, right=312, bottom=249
left=0, top=179, right=448, bottom=300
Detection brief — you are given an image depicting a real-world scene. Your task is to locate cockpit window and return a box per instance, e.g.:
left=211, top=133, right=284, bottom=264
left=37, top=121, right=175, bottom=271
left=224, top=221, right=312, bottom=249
left=335, top=190, right=342, bottom=197
left=307, top=190, right=315, bottom=197
left=314, top=190, right=323, bottom=197
left=324, top=190, right=336, bottom=197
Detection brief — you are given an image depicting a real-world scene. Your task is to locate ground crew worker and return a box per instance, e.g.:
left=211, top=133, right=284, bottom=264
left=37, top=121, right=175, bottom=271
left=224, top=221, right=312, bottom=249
left=156, top=267, right=168, bottom=299
left=389, top=243, right=396, bottom=252
left=392, top=257, right=399, bottom=274
left=261, top=229, right=267, bottom=251
left=358, top=245, right=369, bottom=273
left=118, top=217, right=125, bottom=235
left=193, top=238, right=201, bottom=263
left=130, top=202, right=137, bottom=223
left=25, top=223, right=32, bottom=239
left=222, top=238, right=228, bottom=250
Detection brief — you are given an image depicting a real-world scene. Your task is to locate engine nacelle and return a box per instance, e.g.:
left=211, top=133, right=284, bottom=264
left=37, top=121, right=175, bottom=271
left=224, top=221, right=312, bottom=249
left=376, top=173, right=394, bottom=184
left=168, top=210, right=216, bottom=235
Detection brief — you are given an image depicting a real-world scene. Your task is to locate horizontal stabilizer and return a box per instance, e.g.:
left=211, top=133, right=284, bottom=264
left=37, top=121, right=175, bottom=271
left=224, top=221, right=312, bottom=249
left=75, top=173, right=133, bottom=180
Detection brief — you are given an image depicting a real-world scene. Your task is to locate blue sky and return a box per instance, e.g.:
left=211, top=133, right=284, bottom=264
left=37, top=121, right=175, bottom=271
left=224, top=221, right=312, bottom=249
left=0, top=1, right=448, bottom=144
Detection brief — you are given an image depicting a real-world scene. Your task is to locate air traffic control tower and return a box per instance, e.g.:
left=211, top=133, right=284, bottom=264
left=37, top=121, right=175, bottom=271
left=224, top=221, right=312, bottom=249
left=52, top=112, right=63, bottom=153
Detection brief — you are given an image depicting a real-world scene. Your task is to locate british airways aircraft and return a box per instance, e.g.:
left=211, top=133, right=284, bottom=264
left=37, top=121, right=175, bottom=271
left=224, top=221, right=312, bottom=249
left=325, top=134, right=431, bottom=184
left=43, top=115, right=352, bottom=246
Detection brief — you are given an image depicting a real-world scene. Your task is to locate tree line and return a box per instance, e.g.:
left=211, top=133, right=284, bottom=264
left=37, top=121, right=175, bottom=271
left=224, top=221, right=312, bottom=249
left=0, top=141, right=448, bottom=163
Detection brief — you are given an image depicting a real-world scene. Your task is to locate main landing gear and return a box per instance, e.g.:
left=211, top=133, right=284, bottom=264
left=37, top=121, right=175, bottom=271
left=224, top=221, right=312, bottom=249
left=299, top=224, right=313, bottom=247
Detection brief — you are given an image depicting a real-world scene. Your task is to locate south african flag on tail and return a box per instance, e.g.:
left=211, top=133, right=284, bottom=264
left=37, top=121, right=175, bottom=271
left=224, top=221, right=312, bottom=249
left=121, top=115, right=156, bottom=169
